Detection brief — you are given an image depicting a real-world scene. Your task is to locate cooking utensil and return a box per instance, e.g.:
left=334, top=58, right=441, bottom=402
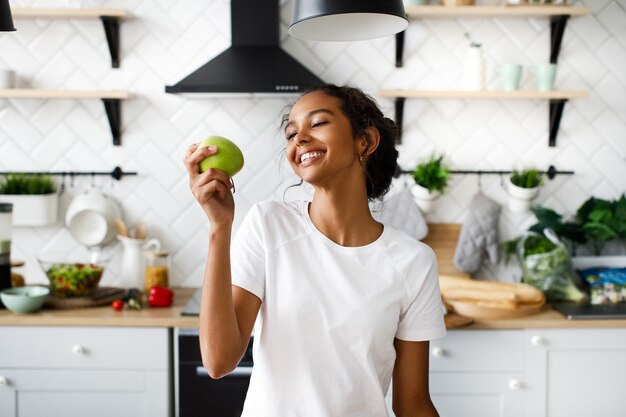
left=116, top=218, right=129, bottom=237
left=134, top=222, right=147, bottom=240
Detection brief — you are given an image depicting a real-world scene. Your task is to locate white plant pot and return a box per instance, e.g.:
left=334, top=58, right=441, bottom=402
left=411, top=183, right=439, bottom=213
left=506, top=179, right=540, bottom=213
left=0, top=193, right=59, bottom=226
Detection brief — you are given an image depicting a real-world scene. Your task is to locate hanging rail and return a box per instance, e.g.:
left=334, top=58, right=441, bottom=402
left=0, top=166, right=137, bottom=181
left=395, top=165, right=573, bottom=180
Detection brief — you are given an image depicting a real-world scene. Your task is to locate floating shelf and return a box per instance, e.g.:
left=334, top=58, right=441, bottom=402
left=379, top=89, right=589, bottom=147
left=0, top=89, right=129, bottom=146
left=12, top=8, right=128, bottom=68
left=395, top=5, right=592, bottom=67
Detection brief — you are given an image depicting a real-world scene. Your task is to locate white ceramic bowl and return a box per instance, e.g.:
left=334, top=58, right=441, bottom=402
left=65, top=190, right=122, bottom=247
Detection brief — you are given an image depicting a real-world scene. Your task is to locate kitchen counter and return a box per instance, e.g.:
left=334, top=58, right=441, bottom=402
left=1, top=287, right=626, bottom=329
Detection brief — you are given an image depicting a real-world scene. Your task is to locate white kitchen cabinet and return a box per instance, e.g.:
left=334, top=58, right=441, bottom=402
left=388, top=328, right=626, bottom=417
left=0, top=326, right=171, bottom=417
left=524, top=328, right=626, bottom=417
left=428, top=330, right=525, bottom=417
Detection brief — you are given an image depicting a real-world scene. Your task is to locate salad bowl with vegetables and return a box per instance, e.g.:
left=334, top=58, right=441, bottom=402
left=37, top=251, right=110, bottom=298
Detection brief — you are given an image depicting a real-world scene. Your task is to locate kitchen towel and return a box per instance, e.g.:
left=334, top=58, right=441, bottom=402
left=453, top=193, right=501, bottom=274
left=372, top=186, right=428, bottom=241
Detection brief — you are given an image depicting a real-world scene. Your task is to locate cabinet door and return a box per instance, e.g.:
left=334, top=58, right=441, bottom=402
left=524, top=328, right=626, bottom=417
left=0, top=369, right=16, bottom=417
left=431, top=372, right=524, bottom=417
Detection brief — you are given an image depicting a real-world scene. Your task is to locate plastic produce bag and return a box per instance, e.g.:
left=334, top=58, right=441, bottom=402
left=517, top=229, right=586, bottom=302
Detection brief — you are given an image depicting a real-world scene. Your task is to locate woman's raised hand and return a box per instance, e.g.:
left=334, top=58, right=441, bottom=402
left=184, top=143, right=235, bottom=227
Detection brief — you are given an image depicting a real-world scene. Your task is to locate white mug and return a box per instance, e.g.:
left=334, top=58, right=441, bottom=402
left=0, top=70, right=15, bottom=89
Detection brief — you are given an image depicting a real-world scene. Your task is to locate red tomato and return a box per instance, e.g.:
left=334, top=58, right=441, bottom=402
left=112, top=299, right=124, bottom=311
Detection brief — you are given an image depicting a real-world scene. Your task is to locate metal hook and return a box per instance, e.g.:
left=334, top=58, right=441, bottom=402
left=60, top=173, right=66, bottom=195
left=91, top=173, right=96, bottom=189
left=70, top=173, right=75, bottom=188
left=477, top=172, right=482, bottom=192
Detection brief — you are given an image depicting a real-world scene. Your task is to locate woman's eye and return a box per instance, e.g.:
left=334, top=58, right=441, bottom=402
left=286, top=131, right=297, bottom=140
left=312, top=121, right=327, bottom=128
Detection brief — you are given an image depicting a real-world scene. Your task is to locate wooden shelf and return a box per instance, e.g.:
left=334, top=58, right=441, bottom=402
left=12, top=8, right=127, bottom=68
left=0, top=89, right=129, bottom=146
left=395, top=5, right=591, bottom=67
left=380, top=90, right=588, bottom=100
left=404, top=5, right=592, bottom=18
left=380, top=89, right=588, bottom=147
left=12, top=8, right=127, bottom=18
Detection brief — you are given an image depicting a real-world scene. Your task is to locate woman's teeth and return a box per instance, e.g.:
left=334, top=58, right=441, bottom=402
left=300, top=151, right=325, bottom=163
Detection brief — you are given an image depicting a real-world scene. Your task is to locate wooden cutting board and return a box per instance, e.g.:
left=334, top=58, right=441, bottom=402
left=445, top=312, right=474, bottom=328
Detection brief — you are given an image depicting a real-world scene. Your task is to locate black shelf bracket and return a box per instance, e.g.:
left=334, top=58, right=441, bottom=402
left=550, top=15, right=570, bottom=64
left=394, top=97, right=406, bottom=144
left=102, top=99, right=122, bottom=146
left=395, top=31, right=406, bottom=68
left=549, top=99, right=567, bottom=147
left=100, top=16, right=121, bottom=68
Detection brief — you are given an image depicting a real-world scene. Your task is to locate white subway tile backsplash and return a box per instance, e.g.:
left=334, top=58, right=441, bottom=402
left=1, top=0, right=624, bottom=286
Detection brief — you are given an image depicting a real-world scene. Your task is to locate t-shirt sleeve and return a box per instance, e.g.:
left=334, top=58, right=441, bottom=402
left=230, top=204, right=266, bottom=301
left=395, top=247, right=446, bottom=341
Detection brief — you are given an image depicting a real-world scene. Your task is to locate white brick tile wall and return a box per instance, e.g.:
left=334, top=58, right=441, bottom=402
left=1, top=0, right=625, bottom=286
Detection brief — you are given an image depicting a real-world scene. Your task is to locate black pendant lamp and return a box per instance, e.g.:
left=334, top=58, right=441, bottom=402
left=1, top=0, right=16, bottom=32
left=289, top=0, right=408, bottom=42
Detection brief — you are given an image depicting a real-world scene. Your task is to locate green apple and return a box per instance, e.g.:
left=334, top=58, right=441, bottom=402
left=198, top=135, right=244, bottom=177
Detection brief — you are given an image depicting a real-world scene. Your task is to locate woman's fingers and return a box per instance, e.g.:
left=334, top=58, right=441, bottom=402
left=183, top=144, right=218, bottom=179
left=192, top=176, right=230, bottom=203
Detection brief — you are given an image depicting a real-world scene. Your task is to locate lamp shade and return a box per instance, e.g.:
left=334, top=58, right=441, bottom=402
left=1, top=0, right=16, bottom=32
left=289, top=0, right=408, bottom=42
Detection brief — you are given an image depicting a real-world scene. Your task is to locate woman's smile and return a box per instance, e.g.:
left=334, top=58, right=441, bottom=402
left=299, top=150, right=327, bottom=166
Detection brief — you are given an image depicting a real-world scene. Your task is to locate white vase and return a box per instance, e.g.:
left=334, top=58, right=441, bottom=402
left=0, top=193, right=59, bottom=226
left=411, top=183, right=439, bottom=213
left=506, top=178, right=540, bottom=213
left=463, top=46, right=484, bottom=91
left=118, top=235, right=161, bottom=289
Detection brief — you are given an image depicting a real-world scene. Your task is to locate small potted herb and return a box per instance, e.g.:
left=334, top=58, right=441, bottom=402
left=411, top=154, right=450, bottom=213
left=0, top=174, right=58, bottom=226
left=507, top=168, right=543, bottom=213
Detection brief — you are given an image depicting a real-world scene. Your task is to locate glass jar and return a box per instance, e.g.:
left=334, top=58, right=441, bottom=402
left=144, top=250, right=170, bottom=294
left=11, top=259, right=25, bottom=287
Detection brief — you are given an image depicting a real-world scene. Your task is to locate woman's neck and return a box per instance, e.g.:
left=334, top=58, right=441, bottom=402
left=308, top=188, right=383, bottom=247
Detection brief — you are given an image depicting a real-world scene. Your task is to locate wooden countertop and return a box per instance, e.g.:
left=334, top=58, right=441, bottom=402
left=1, top=287, right=626, bottom=330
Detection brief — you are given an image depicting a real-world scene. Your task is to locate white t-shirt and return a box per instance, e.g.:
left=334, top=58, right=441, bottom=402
left=231, top=200, right=446, bottom=417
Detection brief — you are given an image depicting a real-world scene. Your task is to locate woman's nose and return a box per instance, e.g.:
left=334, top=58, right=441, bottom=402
left=294, top=130, right=309, bottom=145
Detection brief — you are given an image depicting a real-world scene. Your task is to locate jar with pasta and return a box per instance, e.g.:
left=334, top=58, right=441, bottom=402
left=144, top=250, right=170, bottom=294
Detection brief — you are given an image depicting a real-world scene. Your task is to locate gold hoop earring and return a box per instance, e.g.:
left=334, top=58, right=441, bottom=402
left=359, top=153, right=365, bottom=164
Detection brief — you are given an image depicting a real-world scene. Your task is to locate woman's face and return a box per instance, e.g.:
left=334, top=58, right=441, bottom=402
left=284, top=91, right=363, bottom=186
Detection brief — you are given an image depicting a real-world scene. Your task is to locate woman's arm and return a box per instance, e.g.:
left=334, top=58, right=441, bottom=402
left=183, top=143, right=261, bottom=379
left=392, top=339, right=439, bottom=417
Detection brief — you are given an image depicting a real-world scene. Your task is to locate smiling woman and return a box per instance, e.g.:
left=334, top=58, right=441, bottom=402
left=183, top=84, right=446, bottom=417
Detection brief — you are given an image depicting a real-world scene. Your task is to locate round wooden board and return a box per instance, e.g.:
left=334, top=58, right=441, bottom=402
left=444, top=312, right=474, bottom=328
left=449, top=300, right=546, bottom=320
left=44, top=287, right=125, bottom=309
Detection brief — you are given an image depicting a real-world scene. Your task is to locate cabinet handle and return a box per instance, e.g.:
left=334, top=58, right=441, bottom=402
left=431, top=346, right=445, bottom=358
left=72, top=344, right=86, bottom=355
left=508, top=379, right=521, bottom=390
left=0, top=376, right=8, bottom=386
left=531, top=335, right=544, bottom=346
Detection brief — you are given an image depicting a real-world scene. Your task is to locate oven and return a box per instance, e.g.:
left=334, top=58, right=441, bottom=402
left=176, top=328, right=253, bottom=417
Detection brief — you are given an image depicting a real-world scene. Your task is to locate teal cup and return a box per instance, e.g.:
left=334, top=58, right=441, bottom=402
left=535, top=63, right=557, bottom=91
left=500, top=64, right=523, bottom=91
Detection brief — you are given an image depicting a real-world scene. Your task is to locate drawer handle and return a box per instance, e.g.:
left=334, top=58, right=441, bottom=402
left=72, top=344, right=86, bottom=355
left=431, top=346, right=445, bottom=358
left=508, top=379, right=521, bottom=391
left=531, top=335, right=544, bottom=347
left=196, top=366, right=253, bottom=378
left=0, top=376, right=8, bottom=386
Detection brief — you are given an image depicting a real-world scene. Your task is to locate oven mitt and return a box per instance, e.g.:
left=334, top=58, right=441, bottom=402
left=372, top=186, right=428, bottom=240
left=453, top=193, right=501, bottom=274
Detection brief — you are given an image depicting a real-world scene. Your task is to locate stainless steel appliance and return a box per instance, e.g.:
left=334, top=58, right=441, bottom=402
left=177, top=290, right=253, bottom=417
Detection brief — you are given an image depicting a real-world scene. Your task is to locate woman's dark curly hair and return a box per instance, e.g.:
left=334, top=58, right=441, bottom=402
left=283, top=84, right=399, bottom=200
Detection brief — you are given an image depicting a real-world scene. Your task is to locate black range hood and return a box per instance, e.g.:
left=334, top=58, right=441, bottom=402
left=165, top=0, right=323, bottom=94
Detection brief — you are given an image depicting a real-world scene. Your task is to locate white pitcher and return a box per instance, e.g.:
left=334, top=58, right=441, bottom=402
left=118, top=235, right=161, bottom=289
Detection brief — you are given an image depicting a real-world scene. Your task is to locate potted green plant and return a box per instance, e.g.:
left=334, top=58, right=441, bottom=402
left=507, top=168, right=543, bottom=213
left=0, top=174, right=58, bottom=226
left=411, top=154, right=450, bottom=213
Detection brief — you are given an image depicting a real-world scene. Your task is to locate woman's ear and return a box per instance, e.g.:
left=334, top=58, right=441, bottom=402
left=361, top=126, right=381, bottom=157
